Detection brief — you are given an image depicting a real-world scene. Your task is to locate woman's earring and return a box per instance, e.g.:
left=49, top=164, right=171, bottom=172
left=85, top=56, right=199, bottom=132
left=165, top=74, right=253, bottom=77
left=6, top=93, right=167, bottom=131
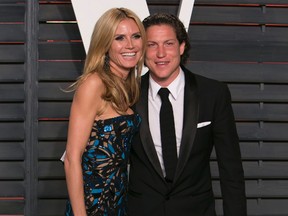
left=104, top=54, right=110, bottom=72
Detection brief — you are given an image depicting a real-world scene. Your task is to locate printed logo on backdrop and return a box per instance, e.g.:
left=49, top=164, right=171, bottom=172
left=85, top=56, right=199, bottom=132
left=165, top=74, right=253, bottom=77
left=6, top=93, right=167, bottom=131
left=71, top=0, right=195, bottom=53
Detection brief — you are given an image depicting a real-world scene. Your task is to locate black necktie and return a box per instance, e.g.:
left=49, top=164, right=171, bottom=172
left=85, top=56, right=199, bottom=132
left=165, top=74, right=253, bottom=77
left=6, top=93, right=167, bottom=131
left=158, top=88, right=178, bottom=182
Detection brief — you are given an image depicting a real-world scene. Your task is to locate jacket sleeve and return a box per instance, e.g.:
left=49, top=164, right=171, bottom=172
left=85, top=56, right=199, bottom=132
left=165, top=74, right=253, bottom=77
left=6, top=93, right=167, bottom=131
left=213, top=84, right=247, bottom=216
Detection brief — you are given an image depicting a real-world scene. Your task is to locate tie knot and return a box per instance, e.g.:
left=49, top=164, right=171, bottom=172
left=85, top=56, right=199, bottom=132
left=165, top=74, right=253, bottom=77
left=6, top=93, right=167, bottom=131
left=158, top=88, right=170, bottom=101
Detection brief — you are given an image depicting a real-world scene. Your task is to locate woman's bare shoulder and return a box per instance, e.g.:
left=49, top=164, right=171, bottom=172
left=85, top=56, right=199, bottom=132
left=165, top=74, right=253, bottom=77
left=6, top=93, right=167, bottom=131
left=77, top=72, right=103, bottom=92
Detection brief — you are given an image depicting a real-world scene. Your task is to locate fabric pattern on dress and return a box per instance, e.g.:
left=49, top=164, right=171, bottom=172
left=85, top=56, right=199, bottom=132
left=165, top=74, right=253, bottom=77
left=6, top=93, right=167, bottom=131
left=65, top=114, right=141, bottom=216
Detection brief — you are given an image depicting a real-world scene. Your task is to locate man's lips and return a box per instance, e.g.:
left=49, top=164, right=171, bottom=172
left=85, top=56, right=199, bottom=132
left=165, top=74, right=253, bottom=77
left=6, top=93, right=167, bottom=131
left=155, top=61, right=169, bottom=65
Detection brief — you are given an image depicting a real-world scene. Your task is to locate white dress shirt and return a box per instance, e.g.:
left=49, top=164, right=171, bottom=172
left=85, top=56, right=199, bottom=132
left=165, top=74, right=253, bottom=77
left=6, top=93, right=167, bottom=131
left=148, top=69, right=185, bottom=176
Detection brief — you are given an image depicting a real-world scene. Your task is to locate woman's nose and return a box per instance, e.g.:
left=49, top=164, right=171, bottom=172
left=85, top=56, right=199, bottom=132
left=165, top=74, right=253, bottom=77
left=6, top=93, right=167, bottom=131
left=126, top=39, right=134, bottom=49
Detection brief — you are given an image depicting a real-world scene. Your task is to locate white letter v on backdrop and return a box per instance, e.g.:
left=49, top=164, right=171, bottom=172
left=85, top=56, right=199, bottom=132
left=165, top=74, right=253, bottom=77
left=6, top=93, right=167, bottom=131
left=71, top=0, right=150, bottom=53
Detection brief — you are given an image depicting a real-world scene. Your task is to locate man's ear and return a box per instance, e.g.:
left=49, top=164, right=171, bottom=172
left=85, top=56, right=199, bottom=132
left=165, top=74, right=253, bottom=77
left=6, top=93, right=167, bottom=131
left=180, top=42, right=185, bottom=55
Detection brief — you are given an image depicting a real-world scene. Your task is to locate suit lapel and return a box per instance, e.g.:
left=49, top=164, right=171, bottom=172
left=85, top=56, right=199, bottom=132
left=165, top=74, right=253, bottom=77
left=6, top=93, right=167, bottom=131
left=137, top=69, right=199, bottom=182
left=137, top=73, right=164, bottom=179
left=174, top=68, right=199, bottom=182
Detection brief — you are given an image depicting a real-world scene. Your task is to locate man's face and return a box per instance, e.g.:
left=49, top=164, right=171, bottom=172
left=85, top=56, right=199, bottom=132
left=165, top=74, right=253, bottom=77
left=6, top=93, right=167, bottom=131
left=145, top=24, right=185, bottom=86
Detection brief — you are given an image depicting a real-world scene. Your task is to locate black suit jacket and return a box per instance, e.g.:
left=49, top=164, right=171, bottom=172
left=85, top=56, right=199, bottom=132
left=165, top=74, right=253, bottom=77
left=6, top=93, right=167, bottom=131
left=128, top=66, right=247, bottom=216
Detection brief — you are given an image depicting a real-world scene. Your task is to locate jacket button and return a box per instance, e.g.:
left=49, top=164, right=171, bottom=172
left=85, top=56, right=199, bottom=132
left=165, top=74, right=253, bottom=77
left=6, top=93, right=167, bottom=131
left=165, top=195, right=170, bottom=200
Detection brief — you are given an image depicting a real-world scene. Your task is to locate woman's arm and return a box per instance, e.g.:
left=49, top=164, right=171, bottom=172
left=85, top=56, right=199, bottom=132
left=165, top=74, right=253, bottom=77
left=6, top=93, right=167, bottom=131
left=64, top=74, right=104, bottom=215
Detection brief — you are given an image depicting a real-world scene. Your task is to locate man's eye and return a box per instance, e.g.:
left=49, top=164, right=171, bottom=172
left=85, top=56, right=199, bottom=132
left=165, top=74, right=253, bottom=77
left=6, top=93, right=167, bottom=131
left=147, top=43, right=156, bottom=47
left=165, top=42, right=174, bottom=46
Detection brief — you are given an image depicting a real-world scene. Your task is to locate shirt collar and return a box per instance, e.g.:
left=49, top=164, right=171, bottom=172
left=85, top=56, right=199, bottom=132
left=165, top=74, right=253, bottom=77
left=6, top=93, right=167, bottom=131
left=149, top=68, right=185, bottom=101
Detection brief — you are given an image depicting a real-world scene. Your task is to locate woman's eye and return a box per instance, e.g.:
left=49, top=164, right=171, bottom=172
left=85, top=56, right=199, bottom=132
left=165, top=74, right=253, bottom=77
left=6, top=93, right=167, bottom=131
left=133, top=34, right=141, bottom=39
left=115, top=35, right=124, bottom=41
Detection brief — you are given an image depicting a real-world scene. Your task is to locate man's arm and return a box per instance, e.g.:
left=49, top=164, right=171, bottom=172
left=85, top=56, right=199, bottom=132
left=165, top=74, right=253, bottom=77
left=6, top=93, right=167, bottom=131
left=213, top=84, right=247, bottom=216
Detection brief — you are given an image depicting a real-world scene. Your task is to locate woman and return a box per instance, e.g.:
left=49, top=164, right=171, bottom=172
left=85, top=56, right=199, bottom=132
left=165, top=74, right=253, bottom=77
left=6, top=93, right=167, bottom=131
left=63, top=7, right=146, bottom=215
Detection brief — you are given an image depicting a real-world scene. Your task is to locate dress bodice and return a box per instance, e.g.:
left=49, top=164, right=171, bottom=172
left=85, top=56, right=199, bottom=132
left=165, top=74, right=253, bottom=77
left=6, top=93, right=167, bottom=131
left=82, top=114, right=141, bottom=215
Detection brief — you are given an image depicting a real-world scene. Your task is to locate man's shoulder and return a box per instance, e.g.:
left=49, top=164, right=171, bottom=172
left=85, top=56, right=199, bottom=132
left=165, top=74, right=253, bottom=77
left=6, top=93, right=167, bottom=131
left=183, top=66, right=225, bottom=88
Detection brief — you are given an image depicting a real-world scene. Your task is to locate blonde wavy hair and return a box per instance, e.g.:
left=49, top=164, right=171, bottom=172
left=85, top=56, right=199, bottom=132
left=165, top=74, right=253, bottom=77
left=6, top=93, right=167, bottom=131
left=70, top=8, right=146, bottom=115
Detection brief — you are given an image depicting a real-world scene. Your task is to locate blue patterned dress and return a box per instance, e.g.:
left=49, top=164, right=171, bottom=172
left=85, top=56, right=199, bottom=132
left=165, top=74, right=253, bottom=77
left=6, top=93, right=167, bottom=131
left=65, top=114, right=141, bottom=216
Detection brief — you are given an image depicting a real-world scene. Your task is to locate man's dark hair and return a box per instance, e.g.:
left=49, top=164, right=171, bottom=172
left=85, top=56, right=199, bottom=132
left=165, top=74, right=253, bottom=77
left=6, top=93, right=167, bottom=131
left=142, top=13, right=190, bottom=64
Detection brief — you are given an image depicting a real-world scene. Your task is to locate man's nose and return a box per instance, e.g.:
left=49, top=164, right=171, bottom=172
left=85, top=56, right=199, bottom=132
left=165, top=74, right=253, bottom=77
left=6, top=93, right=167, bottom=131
left=157, top=45, right=166, bottom=57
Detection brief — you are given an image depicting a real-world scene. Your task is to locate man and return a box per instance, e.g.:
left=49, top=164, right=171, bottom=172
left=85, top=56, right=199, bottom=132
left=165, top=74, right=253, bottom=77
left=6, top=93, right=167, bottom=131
left=127, top=13, right=247, bottom=216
